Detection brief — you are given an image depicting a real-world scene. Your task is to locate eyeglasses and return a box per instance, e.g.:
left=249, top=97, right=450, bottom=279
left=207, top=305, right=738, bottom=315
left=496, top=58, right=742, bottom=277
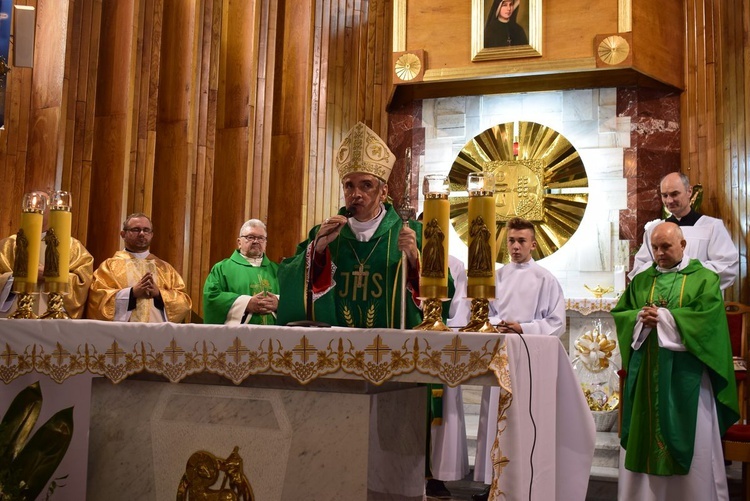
left=125, top=227, right=153, bottom=234
left=240, top=235, right=266, bottom=242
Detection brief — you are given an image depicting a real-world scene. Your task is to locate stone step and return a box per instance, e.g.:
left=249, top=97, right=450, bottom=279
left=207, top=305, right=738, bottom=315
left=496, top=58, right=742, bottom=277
left=589, top=465, right=619, bottom=482
left=592, top=431, right=619, bottom=469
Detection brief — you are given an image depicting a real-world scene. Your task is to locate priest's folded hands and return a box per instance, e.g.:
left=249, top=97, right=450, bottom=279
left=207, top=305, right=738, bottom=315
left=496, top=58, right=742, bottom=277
left=245, top=291, right=278, bottom=315
left=133, top=272, right=159, bottom=299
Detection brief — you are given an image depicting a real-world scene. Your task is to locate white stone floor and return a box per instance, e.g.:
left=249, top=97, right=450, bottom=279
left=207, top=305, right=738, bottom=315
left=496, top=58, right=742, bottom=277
left=428, top=385, right=744, bottom=501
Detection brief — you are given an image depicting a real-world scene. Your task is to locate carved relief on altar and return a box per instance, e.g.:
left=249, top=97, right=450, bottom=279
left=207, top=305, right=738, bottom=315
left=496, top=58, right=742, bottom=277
left=176, top=446, right=254, bottom=501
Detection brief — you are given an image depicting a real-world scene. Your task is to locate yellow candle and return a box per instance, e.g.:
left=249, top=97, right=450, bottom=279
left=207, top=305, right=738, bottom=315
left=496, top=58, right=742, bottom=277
left=45, top=206, right=72, bottom=289
left=420, top=194, right=449, bottom=298
left=467, top=194, right=496, bottom=298
left=14, top=210, right=43, bottom=292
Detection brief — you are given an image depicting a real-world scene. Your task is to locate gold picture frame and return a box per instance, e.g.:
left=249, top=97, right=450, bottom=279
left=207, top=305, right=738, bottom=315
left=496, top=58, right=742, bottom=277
left=472, top=0, right=542, bottom=61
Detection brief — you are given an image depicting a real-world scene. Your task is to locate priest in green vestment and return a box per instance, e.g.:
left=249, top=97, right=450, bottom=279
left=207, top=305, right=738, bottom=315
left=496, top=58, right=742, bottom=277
left=613, top=221, right=738, bottom=500
left=277, top=122, right=429, bottom=329
left=203, top=219, right=279, bottom=325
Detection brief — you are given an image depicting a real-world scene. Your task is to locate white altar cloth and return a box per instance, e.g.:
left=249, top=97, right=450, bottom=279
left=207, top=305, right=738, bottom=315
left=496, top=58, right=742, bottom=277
left=0, top=319, right=594, bottom=500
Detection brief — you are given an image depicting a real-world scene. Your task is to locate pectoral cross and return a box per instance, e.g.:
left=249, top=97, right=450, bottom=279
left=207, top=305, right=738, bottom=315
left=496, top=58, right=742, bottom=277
left=352, top=264, right=369, bottom=289
left=645, top=296, right=670, bottom=308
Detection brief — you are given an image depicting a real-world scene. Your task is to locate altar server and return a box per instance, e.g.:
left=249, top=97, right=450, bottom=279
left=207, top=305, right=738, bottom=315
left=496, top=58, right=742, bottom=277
left=87, top=213, right=191, bottom=323
left=203, top=219, right=279, bottom=325
left=472, top=217, right=566, bottom=501
left=614, top=222, right=738, bottom=500
left=629, top=172, right=738, bottom=290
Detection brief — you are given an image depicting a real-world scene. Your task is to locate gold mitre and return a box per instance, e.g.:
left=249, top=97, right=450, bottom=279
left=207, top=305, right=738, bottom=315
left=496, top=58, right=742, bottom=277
left=336, top=122, right=396, bottom=182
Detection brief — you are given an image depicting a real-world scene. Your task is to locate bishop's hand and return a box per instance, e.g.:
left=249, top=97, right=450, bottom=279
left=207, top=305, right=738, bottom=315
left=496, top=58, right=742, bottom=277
left=398, top=226, right=419, bottom=267
left=314, top=215, right=348, bottom=253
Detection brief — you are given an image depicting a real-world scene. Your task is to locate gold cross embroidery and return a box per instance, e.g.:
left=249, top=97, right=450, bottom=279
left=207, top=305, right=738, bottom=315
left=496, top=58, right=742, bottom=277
left=352, top=264, right=369, bottom=289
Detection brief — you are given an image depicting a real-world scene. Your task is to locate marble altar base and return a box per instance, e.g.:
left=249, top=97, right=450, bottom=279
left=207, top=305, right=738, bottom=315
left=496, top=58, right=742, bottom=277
left=86, top=377, right=426, bottom=501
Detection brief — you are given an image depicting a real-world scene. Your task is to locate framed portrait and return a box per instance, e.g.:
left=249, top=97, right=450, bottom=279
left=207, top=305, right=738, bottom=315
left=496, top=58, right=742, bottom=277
left=471, top=0, right=542, bottom=61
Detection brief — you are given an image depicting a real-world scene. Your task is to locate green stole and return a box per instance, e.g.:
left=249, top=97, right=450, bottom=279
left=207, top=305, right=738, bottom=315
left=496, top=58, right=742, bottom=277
left=613, top=259, right=738, bottom=475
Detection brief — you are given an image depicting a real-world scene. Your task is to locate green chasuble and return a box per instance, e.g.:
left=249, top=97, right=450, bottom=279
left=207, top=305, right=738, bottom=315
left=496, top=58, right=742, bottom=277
left=203, top=250, right=279, bottom=325
left=277, top=204, right=452, bottom=329
left=612, top=259, right=738, bottom=476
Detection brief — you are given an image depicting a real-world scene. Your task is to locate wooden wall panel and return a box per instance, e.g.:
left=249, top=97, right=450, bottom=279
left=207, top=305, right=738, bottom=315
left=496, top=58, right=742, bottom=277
left=683, top=0, right=750, bottom=303
left=87, top=0, right=136, bottom=264
left=267, top=0, right=392, bottom=261
left=150, top=0, right=195, bottom=273
left=632, top=0, right=684, bottom=89
left=0, top=0, right=34, bottom=236
left=208, top=0, right=261, bottom=272
left=251, top=0, right=276, bottom=222
left=267, top=1, right=314, bottom=261
left=186, top=0, right=219, bottom=317
left=396, top=0, right=684, bottom=101
left=129, top=0, right=159, bottom=214
left=210, top=126, right=250, bottom=260
left=0, top=0, right=274, bottom=319
left=25, top=0, right=69, bottom=193
left=404, top=0, right=617, bottom=68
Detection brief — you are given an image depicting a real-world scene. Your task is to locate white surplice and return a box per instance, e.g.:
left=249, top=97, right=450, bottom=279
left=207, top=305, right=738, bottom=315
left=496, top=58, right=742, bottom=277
left=447, top=255, right=471, bottom=329
left=430, top=255, right=471, bottom=481
left=618, top=370, right=728, bottom=501
left=475, top=259, right=567, bottom=485
left=629, top=216, right=738, bottom=290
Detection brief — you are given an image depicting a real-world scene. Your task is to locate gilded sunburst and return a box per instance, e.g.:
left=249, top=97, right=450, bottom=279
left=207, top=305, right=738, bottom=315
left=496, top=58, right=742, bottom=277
left=449, top=122, right=589, bottom=263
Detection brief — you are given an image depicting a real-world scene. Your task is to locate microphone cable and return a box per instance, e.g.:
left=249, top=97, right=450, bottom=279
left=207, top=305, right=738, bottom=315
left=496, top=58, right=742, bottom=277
left=503, top=323, right=536, bottom=501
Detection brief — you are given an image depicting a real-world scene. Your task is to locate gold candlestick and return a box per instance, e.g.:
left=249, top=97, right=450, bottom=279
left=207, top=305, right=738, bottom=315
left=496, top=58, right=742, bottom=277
left=9, top=191, right=47, bottom=319
left=461, top=172, right=498, bottom=333
left=415, top=174, right=451, bottom=331
left=42, top=191, right=72, bottom=319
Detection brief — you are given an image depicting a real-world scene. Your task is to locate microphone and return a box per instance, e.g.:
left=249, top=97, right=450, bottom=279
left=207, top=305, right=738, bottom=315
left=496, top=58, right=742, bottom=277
left=287, top=212, right=354, bottom=329
left=316, top=210, right=352, bottom=239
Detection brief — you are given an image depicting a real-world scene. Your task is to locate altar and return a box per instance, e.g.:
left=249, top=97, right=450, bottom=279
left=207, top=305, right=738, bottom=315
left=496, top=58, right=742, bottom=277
left=0, top=319, right=595, bottom=500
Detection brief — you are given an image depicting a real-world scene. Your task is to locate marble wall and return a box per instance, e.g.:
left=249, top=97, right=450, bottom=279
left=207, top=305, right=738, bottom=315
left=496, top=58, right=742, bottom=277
left=388, top=87, right=681, bottom=300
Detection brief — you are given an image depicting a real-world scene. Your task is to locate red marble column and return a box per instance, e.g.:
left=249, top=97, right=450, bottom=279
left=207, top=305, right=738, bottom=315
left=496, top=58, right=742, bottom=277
left=387, top=101, right=424, bottom=211
left=617, top=87, right=681, bottom=267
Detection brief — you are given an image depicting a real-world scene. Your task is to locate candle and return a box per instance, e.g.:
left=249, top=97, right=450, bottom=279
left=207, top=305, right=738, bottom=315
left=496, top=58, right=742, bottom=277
left=13, top=192, right=46, bottom=292
left=614, top=265, right=626, bottom=294
left=467, top=172, right=496, bottom=298
left=421, top=174, right=450, bottom=298
left=45, top=191, right=72, bottom=291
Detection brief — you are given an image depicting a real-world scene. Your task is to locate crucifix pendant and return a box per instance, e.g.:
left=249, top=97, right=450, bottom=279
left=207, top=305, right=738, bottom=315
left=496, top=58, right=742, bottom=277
left=352, top=264, right=368, bottom=289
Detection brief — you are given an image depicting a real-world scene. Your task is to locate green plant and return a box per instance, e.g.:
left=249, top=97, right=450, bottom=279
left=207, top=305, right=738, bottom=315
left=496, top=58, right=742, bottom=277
left=0, top=382, right=73, bottom=501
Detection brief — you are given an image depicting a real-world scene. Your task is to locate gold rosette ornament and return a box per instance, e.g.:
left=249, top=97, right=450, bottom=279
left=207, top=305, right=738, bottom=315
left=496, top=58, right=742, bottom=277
left=597, top=35, right=630, bottom=65
left=394, top=53, right=421, bottom=81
